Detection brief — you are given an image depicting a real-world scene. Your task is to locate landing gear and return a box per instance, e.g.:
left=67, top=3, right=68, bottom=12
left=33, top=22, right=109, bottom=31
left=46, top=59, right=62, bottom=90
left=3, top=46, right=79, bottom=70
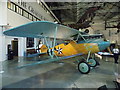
left=78, top=61, right=90, bottom=74
left=77, top=51, right=99, bottom=74
left=88, top=58, right=97, bottom=67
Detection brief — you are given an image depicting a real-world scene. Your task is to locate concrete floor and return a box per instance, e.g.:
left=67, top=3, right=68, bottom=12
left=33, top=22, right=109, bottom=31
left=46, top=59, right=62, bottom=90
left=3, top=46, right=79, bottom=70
left=1, top=55, right=120, bottom=89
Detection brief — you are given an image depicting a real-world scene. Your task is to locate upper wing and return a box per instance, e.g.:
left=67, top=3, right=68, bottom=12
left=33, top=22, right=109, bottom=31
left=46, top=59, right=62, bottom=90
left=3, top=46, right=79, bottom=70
left=3, top=21, right=80, bottom=39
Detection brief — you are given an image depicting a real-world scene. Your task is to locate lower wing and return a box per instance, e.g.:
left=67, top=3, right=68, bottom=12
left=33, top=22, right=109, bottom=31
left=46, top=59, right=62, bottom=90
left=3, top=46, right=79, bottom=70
left=27, top=52, right=47, bottom=57
left=16, top=53, right=83, bottom=69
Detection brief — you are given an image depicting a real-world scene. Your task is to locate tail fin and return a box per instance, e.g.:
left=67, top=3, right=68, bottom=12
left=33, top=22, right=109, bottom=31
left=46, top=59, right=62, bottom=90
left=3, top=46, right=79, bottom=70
left=40, top=44, right=48, bottom=53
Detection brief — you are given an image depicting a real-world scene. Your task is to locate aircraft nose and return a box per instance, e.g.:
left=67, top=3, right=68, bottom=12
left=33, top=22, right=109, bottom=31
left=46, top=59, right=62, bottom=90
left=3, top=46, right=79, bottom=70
left=98, top=41, right=110, bottom=51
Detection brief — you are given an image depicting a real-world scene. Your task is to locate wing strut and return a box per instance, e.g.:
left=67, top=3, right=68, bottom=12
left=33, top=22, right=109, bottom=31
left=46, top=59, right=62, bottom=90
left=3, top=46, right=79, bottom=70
left=52, top=26, right=58, bottom=58
left=43, top=26, right=58, bottom=58
left=44, top=37, right=52, bottom=57
left=78, top=33, right=87, bottom=42
left=86, top=51, right=91, bottom=62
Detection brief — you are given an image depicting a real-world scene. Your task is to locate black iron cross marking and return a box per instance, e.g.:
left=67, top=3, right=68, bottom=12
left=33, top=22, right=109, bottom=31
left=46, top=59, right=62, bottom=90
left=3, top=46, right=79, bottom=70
left=55, top=47, right=63, bottom=54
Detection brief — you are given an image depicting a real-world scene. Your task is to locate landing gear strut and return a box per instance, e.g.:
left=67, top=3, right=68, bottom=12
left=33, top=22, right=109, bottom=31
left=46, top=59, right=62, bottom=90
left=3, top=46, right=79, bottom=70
left=78, top=51, right=99, bottom=74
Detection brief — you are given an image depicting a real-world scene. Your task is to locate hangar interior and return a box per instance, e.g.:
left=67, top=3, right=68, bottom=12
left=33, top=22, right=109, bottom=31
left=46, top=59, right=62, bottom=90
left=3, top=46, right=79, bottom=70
left=46, top=1, right=120, bottom=43
left=0, top=0, right=120, bottom=89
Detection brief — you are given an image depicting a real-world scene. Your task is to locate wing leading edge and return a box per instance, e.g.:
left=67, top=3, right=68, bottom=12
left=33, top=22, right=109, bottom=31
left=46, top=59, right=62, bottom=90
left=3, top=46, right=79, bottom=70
left=3, top=21, right=80, bottom=39
left=17, top=53, right=83, bottom=69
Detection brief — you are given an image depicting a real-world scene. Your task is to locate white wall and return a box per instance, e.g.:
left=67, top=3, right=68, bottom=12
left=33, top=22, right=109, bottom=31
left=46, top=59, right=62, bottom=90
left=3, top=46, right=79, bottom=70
left=7, top=9, right=32, bottom=27
left=24, top=2, right=54, bottom=21
left=3, top=9, right=31, bottom=59
left=0, top=1, right=7, bottom=25
left=13, top=1, right=55, bottom=22
left=1, top=1, right=56, bottom=61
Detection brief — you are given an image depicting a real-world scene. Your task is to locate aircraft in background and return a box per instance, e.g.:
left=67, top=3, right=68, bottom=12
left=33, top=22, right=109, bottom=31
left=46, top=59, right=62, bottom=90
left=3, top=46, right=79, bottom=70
left=3, top=21, right=110, bottom=74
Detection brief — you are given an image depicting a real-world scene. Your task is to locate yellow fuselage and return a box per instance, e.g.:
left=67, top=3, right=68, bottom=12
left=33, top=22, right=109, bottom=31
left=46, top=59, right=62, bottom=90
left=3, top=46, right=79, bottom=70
left=53, top=41, right=99, bottom=57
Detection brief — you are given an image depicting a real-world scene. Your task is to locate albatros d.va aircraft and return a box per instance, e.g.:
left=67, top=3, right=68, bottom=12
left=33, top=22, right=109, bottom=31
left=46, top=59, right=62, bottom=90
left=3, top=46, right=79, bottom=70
left=3, top=21, right=110, bottom=74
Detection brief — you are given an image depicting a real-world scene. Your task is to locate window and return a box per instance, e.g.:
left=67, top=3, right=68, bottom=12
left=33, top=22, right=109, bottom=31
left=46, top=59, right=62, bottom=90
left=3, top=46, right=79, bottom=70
left=29, top=14, right=33, bottom=20
left=37, top=19, right=40, bottom=21
left=26, top=37, right=34, bottom=48
left=7, top=1, right=41, bottom=21
left=23, top=10, right=28, bottom=18
left=33, top=16, right=37, bottom=21
left=11, top=3, right=15, bottom=11
left=37, top=0, right=40, bottom=4
left=16, top=6, right=22, bottom=15
left=16, top=6, right=19, bottom=13
left=7, top=1, right=11, bottom=9
left=20, top=8, right=23, bottom=15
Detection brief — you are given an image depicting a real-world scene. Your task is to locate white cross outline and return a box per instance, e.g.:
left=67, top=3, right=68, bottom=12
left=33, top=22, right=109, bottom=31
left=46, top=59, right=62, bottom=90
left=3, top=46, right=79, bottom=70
left=55, top=46, right=63, bottom=54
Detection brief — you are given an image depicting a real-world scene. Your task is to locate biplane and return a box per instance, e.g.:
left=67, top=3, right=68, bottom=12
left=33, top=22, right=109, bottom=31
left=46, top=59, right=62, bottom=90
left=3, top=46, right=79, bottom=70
left=3, top=21, right=110, bottom=74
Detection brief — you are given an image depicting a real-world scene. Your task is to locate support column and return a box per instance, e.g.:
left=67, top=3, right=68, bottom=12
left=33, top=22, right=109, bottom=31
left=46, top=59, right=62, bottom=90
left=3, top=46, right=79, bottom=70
left=18, top=37, right=26, bottom=57
left=0, top=26, right=7, bottom=61
left=0, top=26, right=6, bottom=86
left=0, top=0, right=7, bottom=61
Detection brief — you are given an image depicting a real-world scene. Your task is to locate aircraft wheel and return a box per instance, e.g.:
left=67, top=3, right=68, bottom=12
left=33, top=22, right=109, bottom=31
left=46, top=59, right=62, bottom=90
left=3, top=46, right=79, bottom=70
left=78, top=61, right=90, bottom=74
left=88, top=58, right=97, bottom=67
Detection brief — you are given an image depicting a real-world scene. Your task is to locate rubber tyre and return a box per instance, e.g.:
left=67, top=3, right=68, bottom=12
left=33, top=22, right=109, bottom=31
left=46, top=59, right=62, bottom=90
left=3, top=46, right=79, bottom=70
left=78, top=61, right=90, bottom=74
left=88, top=59, right=97, bottom=67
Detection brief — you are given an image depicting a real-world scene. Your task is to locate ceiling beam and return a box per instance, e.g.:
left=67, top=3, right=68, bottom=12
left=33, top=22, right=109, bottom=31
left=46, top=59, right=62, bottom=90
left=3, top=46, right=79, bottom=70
left=50, top=5, right=77, bottom=10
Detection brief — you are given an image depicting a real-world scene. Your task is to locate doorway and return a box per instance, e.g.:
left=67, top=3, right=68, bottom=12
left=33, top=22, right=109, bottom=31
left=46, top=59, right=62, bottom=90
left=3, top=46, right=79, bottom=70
left=12, top=40, right=18, bottom=56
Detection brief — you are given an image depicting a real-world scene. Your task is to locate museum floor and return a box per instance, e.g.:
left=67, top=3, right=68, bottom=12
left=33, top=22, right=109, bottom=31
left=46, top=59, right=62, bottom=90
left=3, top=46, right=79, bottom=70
left=1, top=55, right=120, bottom=89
